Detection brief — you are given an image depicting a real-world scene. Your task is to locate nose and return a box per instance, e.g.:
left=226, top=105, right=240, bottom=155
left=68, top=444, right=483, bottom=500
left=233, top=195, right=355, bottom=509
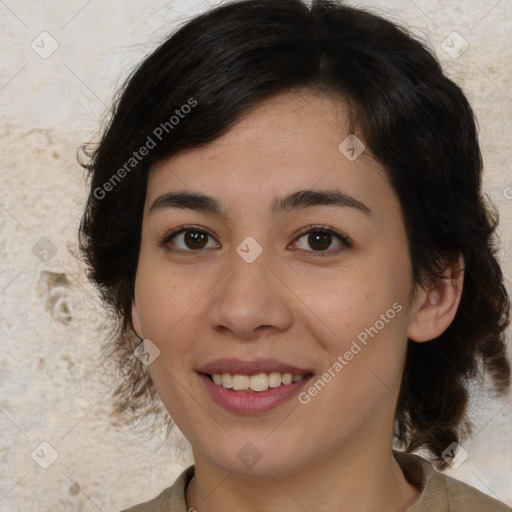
left=206, top=245, right=293, bottom=341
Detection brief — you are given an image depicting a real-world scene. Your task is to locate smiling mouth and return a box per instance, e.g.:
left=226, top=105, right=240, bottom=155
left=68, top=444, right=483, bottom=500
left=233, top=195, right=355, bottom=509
left=205, top=371, right=313, bottom=392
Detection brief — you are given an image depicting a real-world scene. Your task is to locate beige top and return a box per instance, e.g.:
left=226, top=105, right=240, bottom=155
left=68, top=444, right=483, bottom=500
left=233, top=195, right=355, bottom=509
left=119, top=451, right=511, bottom=511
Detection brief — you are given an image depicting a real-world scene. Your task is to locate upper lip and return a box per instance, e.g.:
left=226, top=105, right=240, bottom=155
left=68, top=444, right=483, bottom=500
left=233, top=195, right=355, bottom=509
left=196, top=358, right=313, bottom=376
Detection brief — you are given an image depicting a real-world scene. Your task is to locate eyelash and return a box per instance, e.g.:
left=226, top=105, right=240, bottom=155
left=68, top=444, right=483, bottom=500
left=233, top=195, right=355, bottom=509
left=158, top=224, right=352, bottom=256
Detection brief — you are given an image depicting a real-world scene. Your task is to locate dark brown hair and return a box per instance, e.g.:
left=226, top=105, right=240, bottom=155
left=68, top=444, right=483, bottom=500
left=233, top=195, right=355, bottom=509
left=78, top=0, right=510, bottom=468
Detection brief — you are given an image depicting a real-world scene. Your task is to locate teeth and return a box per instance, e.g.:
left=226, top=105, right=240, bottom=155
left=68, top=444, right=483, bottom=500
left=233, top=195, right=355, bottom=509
left=232, top=374, right=249, bottom=390
left=221, top=373, right=233, bottom=389
left=268, top=372, right=282, bottom=388
left=210, top=372, right=305, bottom=392
left=281, top=373, right=293, bottom=385
left=249, top=373, right=268, bottom=392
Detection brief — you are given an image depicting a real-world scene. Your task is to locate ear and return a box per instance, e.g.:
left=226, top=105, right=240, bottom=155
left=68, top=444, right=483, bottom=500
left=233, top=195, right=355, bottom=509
left=407, top=254, right=464, bottom=342
left=131, top=297, right=144, bottom=339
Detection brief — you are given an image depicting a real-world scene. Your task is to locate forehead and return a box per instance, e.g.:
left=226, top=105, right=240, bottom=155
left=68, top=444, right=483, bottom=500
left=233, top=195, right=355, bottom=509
left=145, top=90, right=396, bottom=221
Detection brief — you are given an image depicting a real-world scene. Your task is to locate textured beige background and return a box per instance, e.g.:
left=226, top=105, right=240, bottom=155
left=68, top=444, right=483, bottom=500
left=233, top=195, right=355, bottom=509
left=0, top=0, right=511, bottom=510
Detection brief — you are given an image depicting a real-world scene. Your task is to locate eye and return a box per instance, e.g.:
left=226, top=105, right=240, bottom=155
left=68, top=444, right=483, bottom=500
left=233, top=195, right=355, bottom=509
left=159, top=224, right=351, bottom=254
left=159, top=225, right=220, bottom=251
left=289, top=225, right=351, bottom=254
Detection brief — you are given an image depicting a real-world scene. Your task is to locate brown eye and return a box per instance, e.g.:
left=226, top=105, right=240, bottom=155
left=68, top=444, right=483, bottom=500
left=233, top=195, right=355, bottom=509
left=183, top=230, right=209, bottom=249
left=161, top=227, right=220, bottom=251
left=291, top=226, right=351, bottom=254
left=307, top=231, right=332, bottom=251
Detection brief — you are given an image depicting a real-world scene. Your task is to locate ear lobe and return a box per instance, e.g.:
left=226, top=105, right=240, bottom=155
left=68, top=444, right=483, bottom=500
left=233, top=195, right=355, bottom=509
left=131, top=298, right=144, bottom=339
left=407, top=254, right=464, bottom=343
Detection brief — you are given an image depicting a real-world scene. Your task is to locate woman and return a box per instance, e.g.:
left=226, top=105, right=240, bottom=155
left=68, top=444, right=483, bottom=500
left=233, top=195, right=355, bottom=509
left=78, top=0, right=511, bottom=510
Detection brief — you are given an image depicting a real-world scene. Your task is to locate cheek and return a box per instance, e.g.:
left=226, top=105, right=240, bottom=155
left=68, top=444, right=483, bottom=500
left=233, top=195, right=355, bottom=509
left=299, top=267, right=401, bottom=341
left=298, top=272, right=409, bottom=419
left=133, top=260, right=198, bottom=348
left=297, top=257, right=412, bottom=382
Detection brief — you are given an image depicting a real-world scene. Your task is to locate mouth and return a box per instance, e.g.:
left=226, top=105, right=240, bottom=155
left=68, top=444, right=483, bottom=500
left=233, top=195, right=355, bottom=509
left=196, top=359, right=314, bottom=413
left=204, top=371, right=312, bottom=392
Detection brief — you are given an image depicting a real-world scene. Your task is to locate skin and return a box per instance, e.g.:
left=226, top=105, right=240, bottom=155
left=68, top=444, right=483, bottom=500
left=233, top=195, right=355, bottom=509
left=131, top=89, right=463, bottom=512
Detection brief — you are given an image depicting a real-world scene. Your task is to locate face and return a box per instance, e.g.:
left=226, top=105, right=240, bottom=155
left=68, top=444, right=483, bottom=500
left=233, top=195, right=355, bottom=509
left=132, top=90, right=422, bottom=478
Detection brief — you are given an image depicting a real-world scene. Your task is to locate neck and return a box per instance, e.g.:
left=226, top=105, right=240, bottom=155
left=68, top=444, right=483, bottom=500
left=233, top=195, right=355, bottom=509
left=186, top=443, right=419, bottom=512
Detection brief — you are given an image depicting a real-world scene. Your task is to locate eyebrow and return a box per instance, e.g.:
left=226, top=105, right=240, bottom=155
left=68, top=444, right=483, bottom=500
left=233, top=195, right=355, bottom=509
left=149, top=189, right=372, bottom=218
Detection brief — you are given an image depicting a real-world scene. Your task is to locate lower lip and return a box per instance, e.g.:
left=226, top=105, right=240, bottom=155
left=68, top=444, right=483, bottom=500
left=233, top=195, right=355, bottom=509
left=199, top=373, right=313, bottom=414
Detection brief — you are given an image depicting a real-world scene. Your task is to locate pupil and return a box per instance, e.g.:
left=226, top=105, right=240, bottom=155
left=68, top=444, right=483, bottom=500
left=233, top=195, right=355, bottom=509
left=186, top=231, right=206, bottom=249
left=310, top=232, right=330, bottom=250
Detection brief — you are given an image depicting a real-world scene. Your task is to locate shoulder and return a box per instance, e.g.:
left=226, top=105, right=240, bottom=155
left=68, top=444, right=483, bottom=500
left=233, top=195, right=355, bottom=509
left=394, top=450, right=511, bottom=512
left=117, top=465, right=195, bottom=512
left=442, top=474, right=511, bottom=511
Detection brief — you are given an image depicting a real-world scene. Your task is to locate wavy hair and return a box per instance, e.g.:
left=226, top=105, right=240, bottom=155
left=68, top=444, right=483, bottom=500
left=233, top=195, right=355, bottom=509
left=78, top=0, right=510, bottom=468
